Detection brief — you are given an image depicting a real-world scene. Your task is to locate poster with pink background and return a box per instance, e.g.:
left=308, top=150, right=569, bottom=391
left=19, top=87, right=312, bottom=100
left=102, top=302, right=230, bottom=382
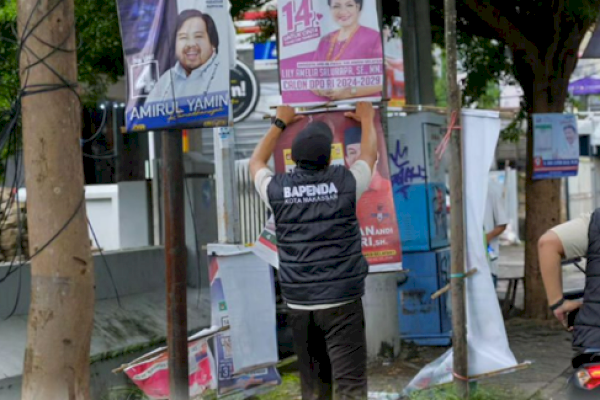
left=277, top=0, right=384, bottom=106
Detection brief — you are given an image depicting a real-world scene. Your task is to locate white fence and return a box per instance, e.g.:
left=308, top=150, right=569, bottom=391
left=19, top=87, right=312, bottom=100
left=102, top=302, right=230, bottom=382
left=236, top=159, right=269, bottom=245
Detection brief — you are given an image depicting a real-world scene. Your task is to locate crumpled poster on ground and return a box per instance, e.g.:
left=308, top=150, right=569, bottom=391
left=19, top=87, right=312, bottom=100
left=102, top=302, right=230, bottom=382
left=123, top=327, right=223, bottom=399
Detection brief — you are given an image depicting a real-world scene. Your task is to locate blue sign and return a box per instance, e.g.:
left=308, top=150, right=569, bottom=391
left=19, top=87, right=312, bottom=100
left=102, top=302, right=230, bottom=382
left=254, top=41, right=278, bottom=70
left=532, top=113, right=579, bottom=179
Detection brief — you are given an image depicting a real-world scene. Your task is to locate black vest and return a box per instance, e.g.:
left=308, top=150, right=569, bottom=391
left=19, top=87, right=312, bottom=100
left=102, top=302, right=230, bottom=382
left=573, top=209, right=600, bottom=349
left=267, top=165, right=369, bottom=305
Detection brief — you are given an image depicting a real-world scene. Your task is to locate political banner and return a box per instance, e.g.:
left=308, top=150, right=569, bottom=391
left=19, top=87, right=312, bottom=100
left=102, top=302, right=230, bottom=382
left=208, top=244, right=281, bottom=398
left=122, top=326, right=225, bottom=399
left=252, top=110, right=402, bottom=273
left=116, top=0, right=232, bottom=132
left=383, top=17, right=405, bottom=107
left=532, top=113, right=579, bottom=179
left=277, top=0, right=384, bottom=106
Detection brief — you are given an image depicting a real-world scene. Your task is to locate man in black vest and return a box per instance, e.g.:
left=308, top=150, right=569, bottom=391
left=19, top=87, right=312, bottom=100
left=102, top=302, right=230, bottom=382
left=539, top=212, right=598, bottom=347
left=249, top=102, right=377, bottom=400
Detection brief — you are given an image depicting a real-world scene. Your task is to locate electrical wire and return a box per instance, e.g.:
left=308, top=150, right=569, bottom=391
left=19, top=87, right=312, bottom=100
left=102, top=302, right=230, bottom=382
left=0, top=0, right=121, bottom=315
left=88, top=218, right=123, bottom=309
left=80, top=106, right=108, bottom=145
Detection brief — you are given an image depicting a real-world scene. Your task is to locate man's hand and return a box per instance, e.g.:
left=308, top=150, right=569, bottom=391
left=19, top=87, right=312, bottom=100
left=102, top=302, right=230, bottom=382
left=345, top=102, right=375, bottom=123
left=275, top=105, right=303, bottom=127
left=250, top=106, right=302, bottom=181
left=553, top=299, right=582, bottom=331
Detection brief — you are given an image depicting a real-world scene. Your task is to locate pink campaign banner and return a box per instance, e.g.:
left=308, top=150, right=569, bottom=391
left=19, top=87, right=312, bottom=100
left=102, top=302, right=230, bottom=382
left=277, top=0, right=384, bottom=106
left=123, top=330, right=222, bottom=399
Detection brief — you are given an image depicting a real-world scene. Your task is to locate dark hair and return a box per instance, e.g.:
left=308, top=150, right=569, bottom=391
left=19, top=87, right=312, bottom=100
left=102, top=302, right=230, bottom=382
left=564, top=125, right=576, bottom=132
left=327, top=0, right=363, bottom=11
left=174, top=9, right=219, bottom=54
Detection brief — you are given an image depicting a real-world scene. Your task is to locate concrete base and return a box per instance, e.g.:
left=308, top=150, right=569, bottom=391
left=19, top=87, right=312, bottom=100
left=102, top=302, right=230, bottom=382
left=363, top=273, right=402, bottom=362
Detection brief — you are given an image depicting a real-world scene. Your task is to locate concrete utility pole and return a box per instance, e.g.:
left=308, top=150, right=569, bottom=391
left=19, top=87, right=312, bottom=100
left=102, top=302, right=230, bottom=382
left=17, top=0, right=95, bottom=398
left=400, top=0, right=436, bottom=106
left=444, top=0, right=469, bottom=397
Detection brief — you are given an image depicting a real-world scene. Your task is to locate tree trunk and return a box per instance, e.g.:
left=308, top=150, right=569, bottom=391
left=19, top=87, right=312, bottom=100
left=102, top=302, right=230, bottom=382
left=524, top=111, right=561, bottom=319
left=18, top=0, right=95, bottom=399
left=523, top=81, right=566, bottom=319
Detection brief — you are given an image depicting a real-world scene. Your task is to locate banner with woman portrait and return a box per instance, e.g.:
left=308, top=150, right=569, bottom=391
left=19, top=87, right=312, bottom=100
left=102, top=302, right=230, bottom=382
left=277, top=0, right=385, bottom=106
left=253, top=110, right=402, bottom=273
left=116, top=0, right=233, bottom=132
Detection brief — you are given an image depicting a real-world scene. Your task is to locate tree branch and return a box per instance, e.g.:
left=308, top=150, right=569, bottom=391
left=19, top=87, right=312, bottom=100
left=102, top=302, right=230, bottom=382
left=463, top=0, right=539, bottom=67
left=545, top=0, right=566, bottom=69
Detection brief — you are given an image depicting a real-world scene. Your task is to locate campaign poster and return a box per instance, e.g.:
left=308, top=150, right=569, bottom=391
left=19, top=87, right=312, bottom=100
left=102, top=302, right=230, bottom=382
left=116, top=0, right=231, bottom=132
left=208, top=250, right=282, bottom=398
left=383, top=17, right=405, bottom=107
left=124, top=337, right=216, bottom=399
left=254, top=111, right=402, bottom=273
left=277, top=0, right=384, bottom=106
left=532, top=113, right=579, bottom=179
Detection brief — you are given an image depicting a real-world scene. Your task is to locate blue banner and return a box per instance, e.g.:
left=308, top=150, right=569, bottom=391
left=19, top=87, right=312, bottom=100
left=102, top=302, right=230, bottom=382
left=532, top=113, right=579, bottom=180
left=253, top=41, right=278, bottom=70
left=116, top=0, right=232, bottom=132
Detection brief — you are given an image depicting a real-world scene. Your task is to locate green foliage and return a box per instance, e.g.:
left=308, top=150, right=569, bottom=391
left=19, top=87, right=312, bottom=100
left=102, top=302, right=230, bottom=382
left=434, top=49, right=447, bottom=108
left=0, top=0, right=124, bottom=107
left=253, top=6, right=277, bottom=43
left=458, top=37, right=509, bottom=108
left=0, top=0, right=16, bottom=22
left=433, top=47, right=500, bottom=110
left=501, top=104, right=527, bottom=142
left=74, top=0, right=124, bottom=105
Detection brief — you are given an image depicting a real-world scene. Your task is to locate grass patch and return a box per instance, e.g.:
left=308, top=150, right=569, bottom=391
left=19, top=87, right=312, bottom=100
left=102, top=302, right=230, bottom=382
left=101, top=385, right=146, bottom=400
left=409, top=384, right=545, bottom=400
left=250, top=373, right=301, bottom=400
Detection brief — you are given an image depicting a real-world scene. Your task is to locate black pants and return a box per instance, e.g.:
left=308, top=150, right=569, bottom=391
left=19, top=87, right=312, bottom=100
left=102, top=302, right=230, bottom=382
left=288, top=299, right=367, bottom=400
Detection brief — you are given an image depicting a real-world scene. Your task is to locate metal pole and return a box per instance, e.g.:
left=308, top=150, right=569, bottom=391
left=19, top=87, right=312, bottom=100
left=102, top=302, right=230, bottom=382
left=162, top=129, right=189, bottom=400
left=213, top=126, right=241, bottom=244
left=400, top=0, right=436, bottom=106
left=565, top=178, right=571, bottom=221
left=444, top=0, right=469, bottom=397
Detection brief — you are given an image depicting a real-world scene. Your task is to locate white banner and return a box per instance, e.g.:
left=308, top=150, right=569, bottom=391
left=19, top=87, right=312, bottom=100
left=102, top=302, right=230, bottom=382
left=208, top=244, right=281, bottom=397
left=403, top=109, right=520, bottom=394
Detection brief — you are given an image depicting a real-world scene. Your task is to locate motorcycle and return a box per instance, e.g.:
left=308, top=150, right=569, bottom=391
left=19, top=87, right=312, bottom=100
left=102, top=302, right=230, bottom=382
left=563, top=258, right=600, bottom=399
left=567, top=346, right=600, bottom=399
